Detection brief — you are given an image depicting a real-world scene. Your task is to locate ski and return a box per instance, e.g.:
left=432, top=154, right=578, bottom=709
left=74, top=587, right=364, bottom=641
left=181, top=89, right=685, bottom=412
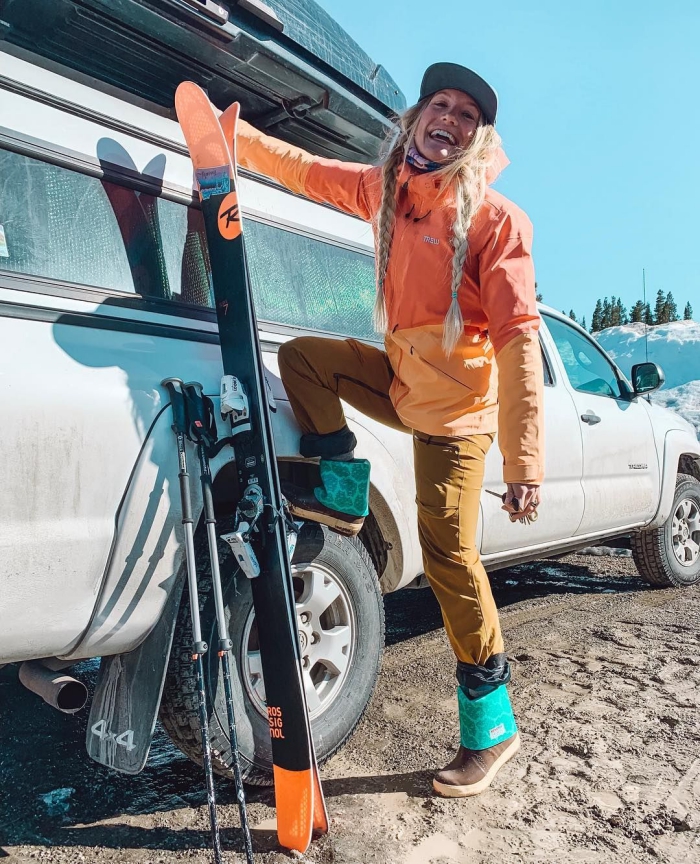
left=174, top=82, right=328, bottom=854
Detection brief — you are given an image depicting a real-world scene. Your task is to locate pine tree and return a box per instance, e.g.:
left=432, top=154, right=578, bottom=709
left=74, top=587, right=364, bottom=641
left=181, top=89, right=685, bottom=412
left=684, top=301, right=693, bottom=320
left=611, top=296, right=624, bottom=327
left=630, top=300, right=644, bottom=323
left=591, top=299, right=603, bottom=332
left=618, top=299, right=629, bottom=325
left=601, top=297, right=612, bottom=329
left=664, top=291, right=678, bottom=322
left=643, top=303, right=654, bottom=325
left=654, top=289, right=667, bottom=324
left=535, top=282, right=543, bottom=303
left=581, top=315, right=587, bottom=331
left=569, top=309, right=577, bottom=322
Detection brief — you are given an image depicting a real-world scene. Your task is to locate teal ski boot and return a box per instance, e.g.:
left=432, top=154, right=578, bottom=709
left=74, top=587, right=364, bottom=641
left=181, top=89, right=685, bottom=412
left=285, top=458, right=370, bottom=537
left=433, top=685, right=520, bottom=797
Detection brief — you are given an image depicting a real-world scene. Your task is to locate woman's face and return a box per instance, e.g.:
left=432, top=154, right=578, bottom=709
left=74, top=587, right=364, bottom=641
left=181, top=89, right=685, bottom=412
left=414, top=89, right=481, bottom=163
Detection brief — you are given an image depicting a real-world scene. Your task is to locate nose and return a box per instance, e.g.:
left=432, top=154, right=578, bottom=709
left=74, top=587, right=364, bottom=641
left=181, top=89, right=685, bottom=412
left=439, top=109, right=457, bottom=126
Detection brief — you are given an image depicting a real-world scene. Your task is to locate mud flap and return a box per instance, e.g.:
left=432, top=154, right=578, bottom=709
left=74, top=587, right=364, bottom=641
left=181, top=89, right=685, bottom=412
left=85, top=574, right=184, bottom=774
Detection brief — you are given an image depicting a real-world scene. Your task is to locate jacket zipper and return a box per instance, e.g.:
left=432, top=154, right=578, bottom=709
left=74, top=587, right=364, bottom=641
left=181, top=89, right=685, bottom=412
left=403, top=336, right=475, bottom=392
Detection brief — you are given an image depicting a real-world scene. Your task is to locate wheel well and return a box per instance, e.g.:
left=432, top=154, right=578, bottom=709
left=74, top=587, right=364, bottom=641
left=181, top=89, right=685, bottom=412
left=679, top=454, right=700, bottom=482
left=210, top=459, right=391, bottom=579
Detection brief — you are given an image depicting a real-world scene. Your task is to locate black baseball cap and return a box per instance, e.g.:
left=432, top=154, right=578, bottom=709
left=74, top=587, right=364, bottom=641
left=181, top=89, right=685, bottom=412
left=420, top=63, right=498, bottom=125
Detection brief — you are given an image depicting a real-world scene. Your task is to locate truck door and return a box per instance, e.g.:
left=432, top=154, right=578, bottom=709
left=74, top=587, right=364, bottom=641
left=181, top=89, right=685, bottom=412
left=480, top=337, right=585, bottom=554
left=542, top=314, right=659, bottom=536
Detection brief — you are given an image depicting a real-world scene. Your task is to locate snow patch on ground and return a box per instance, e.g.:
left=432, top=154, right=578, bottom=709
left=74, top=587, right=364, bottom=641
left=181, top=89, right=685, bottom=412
left=596, top=320, right=700, bottom=436
left=39, top=787, right=75, bottom=816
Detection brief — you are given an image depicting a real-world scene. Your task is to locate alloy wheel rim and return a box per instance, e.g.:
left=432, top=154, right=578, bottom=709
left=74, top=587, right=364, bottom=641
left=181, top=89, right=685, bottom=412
left=242, top=561, right=356, bottom=721
left=671, top=497, right=700, bottom=567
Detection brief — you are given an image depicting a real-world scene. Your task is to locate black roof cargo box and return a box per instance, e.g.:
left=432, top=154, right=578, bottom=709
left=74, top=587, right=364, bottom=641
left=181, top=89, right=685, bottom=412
left=0, top=0, right=406, bottom=162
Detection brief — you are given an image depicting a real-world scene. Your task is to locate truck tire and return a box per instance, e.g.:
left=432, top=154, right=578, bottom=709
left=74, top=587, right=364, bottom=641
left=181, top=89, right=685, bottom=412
left=631, top=473, right=700, bottom=587
left=160, top=522, right=384, bottom=786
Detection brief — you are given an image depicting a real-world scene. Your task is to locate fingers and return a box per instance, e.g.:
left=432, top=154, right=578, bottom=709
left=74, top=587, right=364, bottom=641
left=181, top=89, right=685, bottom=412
left=502, top=483, right=541, bottom=524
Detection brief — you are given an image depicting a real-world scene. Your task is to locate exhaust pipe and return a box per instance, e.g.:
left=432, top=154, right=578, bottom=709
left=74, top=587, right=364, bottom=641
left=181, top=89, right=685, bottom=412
left=19, top=661, right=88, bottom=714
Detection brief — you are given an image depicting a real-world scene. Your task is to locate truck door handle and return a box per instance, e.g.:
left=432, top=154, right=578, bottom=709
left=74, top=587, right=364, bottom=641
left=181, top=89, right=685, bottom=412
left=581, top=412, right=601, bottom=425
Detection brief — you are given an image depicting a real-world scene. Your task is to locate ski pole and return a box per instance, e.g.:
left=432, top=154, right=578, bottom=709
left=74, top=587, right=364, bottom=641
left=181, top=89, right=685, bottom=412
left=183, top=379, right=255, bottom=864
left=161, top=377, right=223, bottom=864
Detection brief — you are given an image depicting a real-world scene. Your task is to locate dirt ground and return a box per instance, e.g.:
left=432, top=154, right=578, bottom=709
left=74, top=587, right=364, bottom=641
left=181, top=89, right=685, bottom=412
left=2, top=554, right=699, bottom=864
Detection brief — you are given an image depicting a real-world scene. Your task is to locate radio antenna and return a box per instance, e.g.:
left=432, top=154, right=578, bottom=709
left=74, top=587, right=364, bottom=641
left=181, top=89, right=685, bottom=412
left=643, top=268, right=649, bottom=362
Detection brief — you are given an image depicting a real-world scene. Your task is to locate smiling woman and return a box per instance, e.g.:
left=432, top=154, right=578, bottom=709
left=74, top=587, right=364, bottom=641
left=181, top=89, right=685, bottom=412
left=414, top=90, right=482, bottom=161
left=226, top=60, right=544, bottom=799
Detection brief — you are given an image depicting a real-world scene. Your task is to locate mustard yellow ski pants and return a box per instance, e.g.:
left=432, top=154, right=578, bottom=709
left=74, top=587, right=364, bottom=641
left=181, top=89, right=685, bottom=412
left=278, top=336, right=504, bottom=668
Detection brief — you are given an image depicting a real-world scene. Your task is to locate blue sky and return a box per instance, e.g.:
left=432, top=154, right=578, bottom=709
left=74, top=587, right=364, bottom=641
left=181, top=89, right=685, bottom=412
left=318, top=0, right=700, bottom=324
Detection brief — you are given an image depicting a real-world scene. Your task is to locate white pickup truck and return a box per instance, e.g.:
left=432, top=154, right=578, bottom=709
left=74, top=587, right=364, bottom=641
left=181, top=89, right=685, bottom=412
left=1, top=45, right=699, bottom=785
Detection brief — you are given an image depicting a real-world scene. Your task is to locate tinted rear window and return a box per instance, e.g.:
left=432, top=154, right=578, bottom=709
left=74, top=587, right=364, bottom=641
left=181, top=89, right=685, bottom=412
left=0, top=148, right=377, bottom=339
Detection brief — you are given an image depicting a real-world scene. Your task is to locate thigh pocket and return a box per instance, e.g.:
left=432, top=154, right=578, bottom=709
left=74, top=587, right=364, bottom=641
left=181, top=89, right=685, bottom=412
left=413, top=435, right=465, bottom=511
left=413, top=434, right=490, bottom=510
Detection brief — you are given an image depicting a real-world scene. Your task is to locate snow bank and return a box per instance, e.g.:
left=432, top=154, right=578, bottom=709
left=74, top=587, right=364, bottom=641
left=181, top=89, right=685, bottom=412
left=596, top=320, right=700, bottom=389
left=595, top=320, right=700, bottom=436
left=651, top=381, right=700, bottom=438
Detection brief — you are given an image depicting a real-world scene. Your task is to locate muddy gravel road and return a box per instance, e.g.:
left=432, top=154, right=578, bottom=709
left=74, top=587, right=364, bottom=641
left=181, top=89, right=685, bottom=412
left=2, top=554, right=699, bottom=864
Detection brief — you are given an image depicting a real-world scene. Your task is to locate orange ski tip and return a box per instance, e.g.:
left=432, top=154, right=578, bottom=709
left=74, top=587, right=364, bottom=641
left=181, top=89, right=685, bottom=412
left=273, top=765, right=314, bottom=853
left=174, top=81, right=232, bottom=183
left=219, top=102, right=240, bottom=178
left=220, top=101, right=240, bottom=151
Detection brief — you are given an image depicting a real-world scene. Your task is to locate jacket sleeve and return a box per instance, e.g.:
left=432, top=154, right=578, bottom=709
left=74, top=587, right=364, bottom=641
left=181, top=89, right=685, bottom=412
left=477, top=207, right=545, bottom=486
left=236, top=120, right=374, bottom=221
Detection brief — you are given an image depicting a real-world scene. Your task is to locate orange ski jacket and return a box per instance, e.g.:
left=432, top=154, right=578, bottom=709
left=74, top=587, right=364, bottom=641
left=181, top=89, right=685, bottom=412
left=236, top=122, right=544, bottom=485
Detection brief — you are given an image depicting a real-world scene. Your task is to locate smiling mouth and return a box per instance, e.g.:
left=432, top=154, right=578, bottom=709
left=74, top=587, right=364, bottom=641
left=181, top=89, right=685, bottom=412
left=429, top=129, right=458, bottom=146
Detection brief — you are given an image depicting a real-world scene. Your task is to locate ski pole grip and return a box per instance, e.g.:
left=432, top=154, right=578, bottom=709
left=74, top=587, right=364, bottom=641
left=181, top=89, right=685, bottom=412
left=183, top=381, right=207, bottom=428
left=161, top=377, right=187, bottom=434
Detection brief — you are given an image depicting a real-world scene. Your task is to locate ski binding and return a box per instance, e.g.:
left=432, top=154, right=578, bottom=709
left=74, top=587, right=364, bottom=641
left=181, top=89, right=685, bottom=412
left=221, top=374, right=252, bottom=435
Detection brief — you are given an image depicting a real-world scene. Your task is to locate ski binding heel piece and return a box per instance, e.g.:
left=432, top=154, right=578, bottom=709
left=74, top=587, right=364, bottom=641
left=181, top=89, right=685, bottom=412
left=221, top=523, right=261, bottom=579
left=221, top=375, right=252, bottom=435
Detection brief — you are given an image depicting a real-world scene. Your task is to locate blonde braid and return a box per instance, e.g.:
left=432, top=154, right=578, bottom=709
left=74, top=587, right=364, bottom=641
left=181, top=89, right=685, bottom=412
left=373, top=146, right=403, bottom=332
left=436, top=124, right=500, bottom=355
left=372, top=102, right=424, bottom=333
left=442, top=175, right=471, bottom=355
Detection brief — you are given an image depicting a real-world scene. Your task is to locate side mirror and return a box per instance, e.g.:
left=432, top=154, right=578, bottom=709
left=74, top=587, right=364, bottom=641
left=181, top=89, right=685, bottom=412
left=631, top=362, right=665, bottom=395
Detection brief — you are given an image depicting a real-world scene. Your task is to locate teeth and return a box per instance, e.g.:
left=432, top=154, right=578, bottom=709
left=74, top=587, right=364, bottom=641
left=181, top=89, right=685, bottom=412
left=430, top=129, right=457, bottom=145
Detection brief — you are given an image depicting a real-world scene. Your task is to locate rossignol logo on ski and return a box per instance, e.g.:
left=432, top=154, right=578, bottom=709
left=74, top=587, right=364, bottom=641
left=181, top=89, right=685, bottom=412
left=267, top=705, right=285, bottom=739
left=218, top=192, right=241, bottom=240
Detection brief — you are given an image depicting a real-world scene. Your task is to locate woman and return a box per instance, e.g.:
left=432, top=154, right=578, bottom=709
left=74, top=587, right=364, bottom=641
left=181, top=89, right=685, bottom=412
left=229, top=62, right=544, bottom=797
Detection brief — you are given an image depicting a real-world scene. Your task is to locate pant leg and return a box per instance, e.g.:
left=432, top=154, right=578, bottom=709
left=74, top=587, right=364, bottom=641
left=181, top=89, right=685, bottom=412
left=413, top=432, right=504, bottom=668
left=278, top=336, right=410, bottom=439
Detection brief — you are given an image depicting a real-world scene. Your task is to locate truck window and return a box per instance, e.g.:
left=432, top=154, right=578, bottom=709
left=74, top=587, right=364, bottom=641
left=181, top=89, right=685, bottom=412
left=244, top=220, right=376, bottom=340
left=544, top=314, right=624, bottom=399
left=0, top=147, right=376, bottom=339
left=0, top=148, right=210, bottom=304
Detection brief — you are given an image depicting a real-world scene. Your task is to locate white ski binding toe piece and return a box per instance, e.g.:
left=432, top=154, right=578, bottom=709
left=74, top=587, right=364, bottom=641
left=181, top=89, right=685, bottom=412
left=221, top=524, right=261, bottom=579
left=221, top=374, right=252, bottom=435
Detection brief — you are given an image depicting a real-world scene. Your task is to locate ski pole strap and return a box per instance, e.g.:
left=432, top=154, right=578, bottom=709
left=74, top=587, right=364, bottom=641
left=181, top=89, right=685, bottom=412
left=161, top=377, right=188, bottom=434
left=183, top=381, right=218, bottom=449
